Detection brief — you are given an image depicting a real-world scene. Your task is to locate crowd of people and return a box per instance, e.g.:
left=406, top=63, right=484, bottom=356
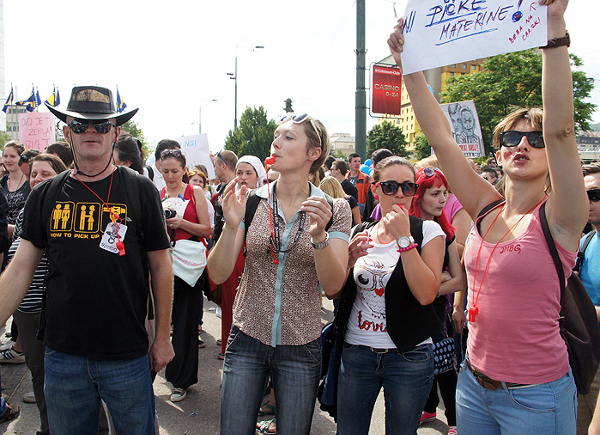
left=1, top=1, right=600, bottom=434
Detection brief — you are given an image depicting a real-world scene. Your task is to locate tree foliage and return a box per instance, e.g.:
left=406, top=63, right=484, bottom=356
left=366, top=121, right=409, bottom=158
left=120, top=120, right=151, bottom=160
left=413, top=134, right=432, bottom=161
left=440, top=49, right=596, bottom=155
left=283, top=98, right=293, bottom=113
left=224, top=106, right=277, bottom=161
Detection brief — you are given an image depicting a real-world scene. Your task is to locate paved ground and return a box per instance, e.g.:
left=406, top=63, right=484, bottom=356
left=0, top=297, right=451, bottom=435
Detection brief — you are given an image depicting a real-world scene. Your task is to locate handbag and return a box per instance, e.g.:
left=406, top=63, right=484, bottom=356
left=171, top=238, right=207, bottom=287
left=540, top=203, right=600, bottom=394
left=432, top=336, right=456, bottom=375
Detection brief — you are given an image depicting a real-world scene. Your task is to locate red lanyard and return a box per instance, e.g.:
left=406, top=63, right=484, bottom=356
left=73, top=168, right=126, bottom=256
left=469, top=196, right=546, bottom=322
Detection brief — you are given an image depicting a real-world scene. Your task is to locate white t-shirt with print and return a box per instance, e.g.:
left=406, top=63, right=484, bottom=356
left=344, top=220, right=445, bottom=349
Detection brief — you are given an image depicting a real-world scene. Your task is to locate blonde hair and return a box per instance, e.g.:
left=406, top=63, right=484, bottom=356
left=414, top=155, right=441, bottom=170
left=492, top=108, right=543, bottom=150
left=319, top=176, right=346, bottom=199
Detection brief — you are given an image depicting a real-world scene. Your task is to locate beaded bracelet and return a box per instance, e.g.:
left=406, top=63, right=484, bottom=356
left=397, top=242, right=418, bottom=253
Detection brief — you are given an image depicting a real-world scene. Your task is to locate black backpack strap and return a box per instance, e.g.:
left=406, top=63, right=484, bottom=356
left=243, top=191, right=262, bottom=233
left=539, top=202, right=567, bottom=310
left=575, top=231, right=596, bottom=272
left=145, top=165, right=154, bottom=181
left=476, top=198, right=506, bottom=233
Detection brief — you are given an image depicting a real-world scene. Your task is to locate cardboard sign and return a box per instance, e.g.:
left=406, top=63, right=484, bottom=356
left=440, top=100, right=485, bottom=157
left=400, top=0, right=548, bottom=74
left=175, top=134, right=216, bottom=180
left=18, top=112, right=56, bottom=150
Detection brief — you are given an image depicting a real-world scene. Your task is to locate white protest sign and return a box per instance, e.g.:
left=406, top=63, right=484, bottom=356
left=174, top=134, right=216, bottom=180
left=18, top=112, right=56, bottom=150
left=400, top=0, right=547, bottom=75
left=440, top=100, right=485, bottom=157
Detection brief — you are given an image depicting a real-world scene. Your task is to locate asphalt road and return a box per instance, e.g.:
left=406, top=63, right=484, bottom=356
left=0, top=297, right=450, bottom=435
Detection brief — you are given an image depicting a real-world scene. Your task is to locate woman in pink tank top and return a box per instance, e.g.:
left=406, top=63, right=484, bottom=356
left=387, top=1, right=587, bottom=433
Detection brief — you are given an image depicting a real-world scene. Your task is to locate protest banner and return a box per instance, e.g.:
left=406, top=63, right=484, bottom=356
left=440, top=100, right=484, bottom=157
left=371, top=64, right=402, bottom=115
left=399, top=0, right=548, bottom=74
left=18, top=112, right=56, bottom=150
left=175, top=134, right=216, bottom=179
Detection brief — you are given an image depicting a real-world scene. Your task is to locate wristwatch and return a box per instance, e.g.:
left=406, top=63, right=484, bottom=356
left=312, top=232, right=330, bottom=250
left=396, top=236, right=415, bottom=250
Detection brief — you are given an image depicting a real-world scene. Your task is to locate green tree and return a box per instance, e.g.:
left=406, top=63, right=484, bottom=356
left=441, top=49, right=595, bottom=155
left=413, top=134, right=432, bottom=161
left=224, top=106, right=277, bottom=161
left=120, top=120, right=151, bottom=160
left=366, top=121, right=409, bottom=158
left=283, top=98, right=293, bottom=113
left=0, top=131, right=12, bottom=150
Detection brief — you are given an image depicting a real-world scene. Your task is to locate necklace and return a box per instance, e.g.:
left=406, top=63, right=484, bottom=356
left=469, top=195, right=547, bottom=322
left=164, top=184, right=185, bottom=201
left=373, top=223, right=393, bottom=245
left=268, top=182, right=306, bottom=264
left=8, top=172, right=24, bottom=192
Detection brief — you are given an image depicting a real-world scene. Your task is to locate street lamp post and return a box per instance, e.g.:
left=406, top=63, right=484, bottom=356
left=227, top=45, right=264, bottom=131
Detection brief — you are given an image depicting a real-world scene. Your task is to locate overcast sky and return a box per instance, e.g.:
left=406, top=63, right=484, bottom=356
left=4, top=0, right=599, bottom=153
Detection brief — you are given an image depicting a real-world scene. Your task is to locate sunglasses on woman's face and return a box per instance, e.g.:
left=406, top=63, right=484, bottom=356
left=375, top=180, right=419, bottom=197
left=69, top=119, right=114, bottom=135
left=499, top=131, right=545, bottom=148
left=588, top=189, right=600, bottom=202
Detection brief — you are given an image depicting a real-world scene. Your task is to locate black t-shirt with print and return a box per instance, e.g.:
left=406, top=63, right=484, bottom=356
left=21, top=168, right=170, bottom=360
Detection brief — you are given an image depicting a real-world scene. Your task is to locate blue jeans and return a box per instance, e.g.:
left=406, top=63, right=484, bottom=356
left=337, top=343, right=434, bottom=435
left=456, top=359, right=577, bottom=435
left=0, top=369, right=7, bottom=417
left=220, top=325, right=321, bottom=435
left=44, top=348, right=155, bottom=435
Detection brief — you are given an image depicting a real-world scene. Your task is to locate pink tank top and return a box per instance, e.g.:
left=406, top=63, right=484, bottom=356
left=464, top=201, right=576, bottom=384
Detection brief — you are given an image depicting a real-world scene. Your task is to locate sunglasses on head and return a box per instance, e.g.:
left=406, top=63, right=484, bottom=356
left=279, top=113, right=322, bottom=147
left=215, top=151, right=227, bottom=165
left=422, top=166, right=443, bottom=178
left=588, top=189, right=600, bottom=202
left=499, top=131, right=545, bottom=148
left=161, top=149, right=183, bottom=159
left=69, top=119, right=115, bottom=135
left=375, top=180, right=419, bottom=197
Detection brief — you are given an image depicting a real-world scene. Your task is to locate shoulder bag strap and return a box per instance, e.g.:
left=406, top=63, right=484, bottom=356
left=539, top=202, right=566, bottom=309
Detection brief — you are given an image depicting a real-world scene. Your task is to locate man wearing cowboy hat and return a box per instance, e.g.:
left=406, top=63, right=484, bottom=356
left=0, top=86, right=174, bottom=434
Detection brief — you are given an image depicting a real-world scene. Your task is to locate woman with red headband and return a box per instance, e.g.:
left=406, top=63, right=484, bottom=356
left=388, top=0, right=585, bottom=432
left=207, top=113, right=351, bottom=435
left=410, top=166, right=465, bottom=435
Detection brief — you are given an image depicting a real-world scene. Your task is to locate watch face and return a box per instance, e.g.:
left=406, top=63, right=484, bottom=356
left=398, top=237, right=411, bottom=248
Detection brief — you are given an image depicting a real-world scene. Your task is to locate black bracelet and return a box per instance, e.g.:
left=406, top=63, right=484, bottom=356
left=539, top=31, right=570, bottom=49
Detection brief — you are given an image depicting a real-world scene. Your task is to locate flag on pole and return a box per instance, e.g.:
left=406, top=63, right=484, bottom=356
left=16, top=87, right=37, bottom=112
left=45, top=87, right=60, bottom=107
left=35, top=88, right=42, bottom=107
left=2, top=87, right=14, bottom=113
left=116, top=89, right=127, bottom=113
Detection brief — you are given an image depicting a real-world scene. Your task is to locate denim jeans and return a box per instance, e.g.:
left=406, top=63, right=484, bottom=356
left=337, top=343, right=434, bottom=435
left=220, top=325, right=321, bottom=435
left=456, top=359, right=577, bottom=435
left=0, top=369, right=6, bottom=416
left=44, top=348, right=155, bottom=435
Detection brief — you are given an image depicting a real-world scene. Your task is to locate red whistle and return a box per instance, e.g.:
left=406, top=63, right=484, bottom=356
left=468, top=306, right=479, bottom=323
left=116, top=240, right=126, bottom=257
left=265, top=156, right=275, bottom=165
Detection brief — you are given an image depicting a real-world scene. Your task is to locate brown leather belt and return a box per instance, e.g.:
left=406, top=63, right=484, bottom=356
left=466, top=359, right=530, bottom=391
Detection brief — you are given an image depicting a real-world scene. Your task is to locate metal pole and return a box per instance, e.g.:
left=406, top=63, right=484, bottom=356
left=355, top=0, right=367, bottom=160
left=199, top=106, right=202, bottom=134
left=234, top=56, right=238, bottom=131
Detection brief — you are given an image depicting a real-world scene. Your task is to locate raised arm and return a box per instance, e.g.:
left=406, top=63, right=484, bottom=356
left=388, top=21, right=501, bottom=220
left=542, top=0, right=588, bottom=250
left=206, top=178, right=246, bottom=284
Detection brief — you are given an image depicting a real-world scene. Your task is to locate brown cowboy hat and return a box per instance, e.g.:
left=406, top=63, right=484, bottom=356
left=46, top=86, right=138, bottom=126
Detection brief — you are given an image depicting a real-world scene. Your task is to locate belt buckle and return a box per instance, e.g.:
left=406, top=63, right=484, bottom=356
left=370, top=347, right=389, bottom=354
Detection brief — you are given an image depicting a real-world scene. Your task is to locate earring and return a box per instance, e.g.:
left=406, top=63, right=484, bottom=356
left=374, top=194, right=379, bottom=200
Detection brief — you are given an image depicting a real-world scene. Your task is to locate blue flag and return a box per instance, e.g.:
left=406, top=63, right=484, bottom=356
left=35, top=89, right=42, bottom=107
left=2, top=87, right=14, bottom=113
left=116, top=89, right=127, bottom=113
left=16, top=88, right=37, bottom=112
left=45, top=87, right=60, bottom=107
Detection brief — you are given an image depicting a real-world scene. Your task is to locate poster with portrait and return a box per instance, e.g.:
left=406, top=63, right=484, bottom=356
left=440, top=100, right=484, bottom=157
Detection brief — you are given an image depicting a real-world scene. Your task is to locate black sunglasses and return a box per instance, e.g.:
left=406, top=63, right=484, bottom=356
left=588, top=189, right=600, bottom=202
left=69, top=119, right=114, bottom=135
left=215, top=151, right=227, bottom=165
left=375, top=180, right=419, bottom=197
left=161, top=149, right=183, bottom=159
left=499, top=131, right=545, bottom=148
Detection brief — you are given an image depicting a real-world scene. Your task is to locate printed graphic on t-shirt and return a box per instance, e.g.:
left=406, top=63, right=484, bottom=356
left=50, top=201, right=127, bottom=239
left=355, top=260, right=390, bottom=320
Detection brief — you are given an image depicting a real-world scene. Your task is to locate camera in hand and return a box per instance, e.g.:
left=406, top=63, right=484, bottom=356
left=164, top=209, right=177, bottom=219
